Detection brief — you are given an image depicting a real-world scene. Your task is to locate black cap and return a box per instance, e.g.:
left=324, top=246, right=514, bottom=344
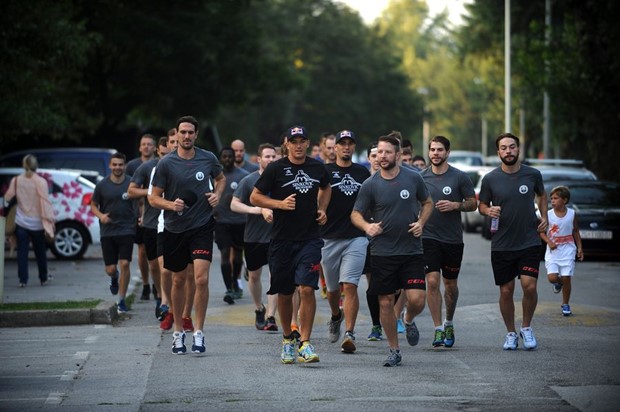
left=336, top=130, right=356, bottom=143
left=286, top=126, right=308, bottom=140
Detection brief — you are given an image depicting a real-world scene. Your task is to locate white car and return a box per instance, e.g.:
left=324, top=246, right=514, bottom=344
left=1, top=168, right=100, bottom=260
left=453, top=165, right=493, bottom=233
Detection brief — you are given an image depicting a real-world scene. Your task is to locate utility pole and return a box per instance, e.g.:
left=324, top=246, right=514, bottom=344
left=505, top=0, right=511, bottom=132
left=542, top=0, right=552, bottom=158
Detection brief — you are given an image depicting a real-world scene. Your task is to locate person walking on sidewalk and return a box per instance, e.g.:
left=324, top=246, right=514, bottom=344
left=250, top=126, right=331, bottom=364
left=91, top=152, right=137, bottom=314
left=231, top=143, right=279, bottom=331
left=420, top=136, right=477, bottom=348
left=321, top=130, right=370, bottom=354
left=149, top=115, right=225, bottom=355
left=4, top=154, right=55, bottom=287
left=540, top=185, right=583, bottom=317
left=478, top=132, right=548, bottom=351
left=351, top=133, right=433, bottom=367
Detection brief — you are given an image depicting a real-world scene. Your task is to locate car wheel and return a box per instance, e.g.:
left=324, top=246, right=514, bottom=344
left=50, top=221, right=89, bottom=260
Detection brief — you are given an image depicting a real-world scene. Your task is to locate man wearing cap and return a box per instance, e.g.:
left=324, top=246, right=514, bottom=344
left=321, top=130, right=371, bottom=353
left=250, top=125, right=331, bottom=364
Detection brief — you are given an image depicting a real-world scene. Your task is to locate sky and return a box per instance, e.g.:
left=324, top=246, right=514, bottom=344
left=337, top=0, right=472, bottom=26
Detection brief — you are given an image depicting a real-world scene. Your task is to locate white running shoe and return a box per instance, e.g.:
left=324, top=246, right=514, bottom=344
left=503, top=332, right=518, bottom=350
left=520, top=327, right=537, bottom=350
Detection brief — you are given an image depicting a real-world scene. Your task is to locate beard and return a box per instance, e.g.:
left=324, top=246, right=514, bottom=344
left=431, top=156, right=446, bottom=166
left=500, top=154, right=519, bottom=166
left=380, top=159, right=397, bottom=170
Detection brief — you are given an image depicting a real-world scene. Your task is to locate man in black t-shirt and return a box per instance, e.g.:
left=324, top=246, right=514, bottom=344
left=251, top=126, right=331, bottom=364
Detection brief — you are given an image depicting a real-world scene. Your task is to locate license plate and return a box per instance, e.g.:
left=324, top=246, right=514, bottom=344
left=579, top=230, right=612, bottom=239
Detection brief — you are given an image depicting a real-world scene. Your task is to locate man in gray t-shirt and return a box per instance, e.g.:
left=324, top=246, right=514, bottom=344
left=231, top=143, right=279, bottom=331
left=478, top=133, right=548, bottom=352
left=351, top=132, right=433, bottom=367
left=420, top=136, right=477, bottom=349
left=148, top=116, right=225, bottom=356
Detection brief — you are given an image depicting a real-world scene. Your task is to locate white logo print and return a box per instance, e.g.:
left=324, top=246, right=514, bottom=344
left=284, top=167, right=293, bottom=176
left=519, top=185, right=528, bottom=194
left=400, top=190, right=410, bottom=199
left=282, top=170, right=320, bottom=193
left=332, top=171, right=341, bottom=179
left=231, top=181, right=238, bottom=190
left=196, top=171, right=205, bottom=181
left=332, top=173, right=362, bottom=196
left=442, top=186, right=452, bottom=195
left=122, top=192, right=129, bottom=200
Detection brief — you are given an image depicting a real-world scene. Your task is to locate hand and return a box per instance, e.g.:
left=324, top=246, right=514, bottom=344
left=100, top=213, right=111, bottom=224
left=577, top=249, right=584, bottom=261
left=537, top=218, right=548, bottom=233
left=435, top=200, right=457, bottom=213
left=488, top=206, right=501, bottom=218
left=408, top=221, right=424, bottom=237
left=549, top=242, right=557, bottom=250
left=261, top=208, right=273, bottom=223
left=280, top=194, right=296, bottom=210
left=366, top=222, right=383, bottom=238
left=172, top=198, right=185, bottom=213
left=206, top=192, right=219, bottom=208
left=316, top=210, right=327, bottom=225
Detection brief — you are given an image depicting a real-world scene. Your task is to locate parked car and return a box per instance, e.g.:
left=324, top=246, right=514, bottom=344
left=0, top=148, right=117, bottom=183
left=449, top=151, right=485, bottom=167
left=1, top=168, right=100, bottom=260
left=479, top=165, right=598, bottom=239
left=542, top=180, right=620, bottom=259
left=454, top=165, right=493, bottom=233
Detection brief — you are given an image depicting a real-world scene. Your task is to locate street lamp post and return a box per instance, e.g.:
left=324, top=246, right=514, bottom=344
left=418, top=87, right=429, bottom=160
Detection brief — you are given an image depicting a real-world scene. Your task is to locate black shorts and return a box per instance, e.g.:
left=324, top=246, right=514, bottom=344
left=101, top=235, right=134, bottom=266
left=214, top=223, right=245, bottom=251
left=163, top=219, right=215, bottom=273
left=423, top=239, right=464, bottom=280
left=156, top=232, right=165, bottom=258
left=142, top=227, right=158, bottom=261
left=369, top=254, right=426, bottom=295
left=491, top=246, right=541, bottom=286
left=362, top=243, right=372, bottom=274
left=134, top=225, right=146, bottom=244
left=244, top=242, right=269, bottom=271
left=268, top=238, right=324, bottom=295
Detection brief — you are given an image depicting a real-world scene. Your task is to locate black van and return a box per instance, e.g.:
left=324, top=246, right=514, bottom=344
left=0, top=148, right=117, bottom=182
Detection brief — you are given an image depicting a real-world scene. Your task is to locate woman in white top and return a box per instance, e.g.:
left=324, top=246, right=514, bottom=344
left=4, top=154, right=55, bottom=287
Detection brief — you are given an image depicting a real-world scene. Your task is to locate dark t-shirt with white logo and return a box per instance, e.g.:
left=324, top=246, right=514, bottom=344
left=321, top=163, right=370, bottom=239
left=151, top=148, right=223, bottom=233
left=353, top=166, right=429, bottom=256
left=215, top=166, right=249, bottom=225
left=479, top=164, right=545, bottom=251
left=254, top=156, right=329, bottom=241
left=93, top=175, right=136, bottom=237
left=131, top=158, right=160, bottom=230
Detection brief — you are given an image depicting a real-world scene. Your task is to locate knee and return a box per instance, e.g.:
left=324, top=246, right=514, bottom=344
left=298, top=285, right=314, bottom=299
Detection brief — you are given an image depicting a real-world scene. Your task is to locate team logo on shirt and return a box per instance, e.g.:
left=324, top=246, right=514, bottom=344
left=282, top=170, right=320, bottom=193
left=331, top=171, right=341, bottom=179
left=332, top=174, right=362, bottom=196
left=442, top=186, right=452, bottom=195
left=400, top=189, right=410, bottom=199
left=122, top=192, right=129, bottom=200
left=196, top=171, right=205, bottom=181
left=519, top=185, right=528, bottom=194
left=231, top=181, right=239, bottom=190
left=283, top=167, right=293, bottom=176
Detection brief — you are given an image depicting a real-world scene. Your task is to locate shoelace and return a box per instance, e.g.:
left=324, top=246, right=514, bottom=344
left=173, top=334, right=184, bottom=348
left=194, top=332, right=204, bottom=346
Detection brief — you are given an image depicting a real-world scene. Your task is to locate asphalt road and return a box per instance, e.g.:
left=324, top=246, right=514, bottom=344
left=1, top=233, right=619, bottom=411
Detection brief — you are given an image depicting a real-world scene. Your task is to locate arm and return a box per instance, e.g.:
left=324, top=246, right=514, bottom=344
left=127, top=182, right=148, bottom=199
left=536, top=191, right=549, bottom=232
left=573, top=213, right=584, bottom=261
left=316, top=184, right=331, bottom=225
left=409, top=195, right=433, bottom=237
left=147, top=186, right=184, bottom=213
left=250, top=187, right=296, bottom=211
left=90, top=200, right=111, bottom=225
left=351, top=210, right=383, bottom=237
left=539, top=229, right=557, bottom=250
left=206, top=172, right=226, bottom=208
left=478, top=201, right=501, bottom=218
left=435, top=196, right=477, bottom=213
left=230, top=195, right=262, bottom=215
left=4, top=177, right=16, bottom=203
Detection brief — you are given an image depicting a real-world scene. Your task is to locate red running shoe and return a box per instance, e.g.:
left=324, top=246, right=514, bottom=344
left=160, top=312, right=174, bottom=331
left=182, top=317, right=194, bottom=333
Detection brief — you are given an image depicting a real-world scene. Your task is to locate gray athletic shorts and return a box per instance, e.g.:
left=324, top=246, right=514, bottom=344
left=321, top=237, right=368, bottom=291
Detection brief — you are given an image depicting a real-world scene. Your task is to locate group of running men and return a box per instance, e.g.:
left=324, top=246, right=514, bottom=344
left=92, top=115, right=549, bottom=367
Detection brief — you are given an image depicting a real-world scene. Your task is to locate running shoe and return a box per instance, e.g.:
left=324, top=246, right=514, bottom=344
left=223, top=290, right=235, bottom=305
left=341, top=331, right=356, bottom=353
left=40, top=274, right=54, bottom=286
left=552, top=282, right=563, bottom=294
left=192, top=330, right=206, bottom=354
left=297, top=341, right=320, bottom=363
left=320, top=286, right=328, bottom=299
left=232, top=289, right=243, bottom=300
left=109, top=272, right=119, bottom=295
left=172, top=331, right=186, bottom=355
left=367, top=325, right=383, bottom=341
left=397, top=319, right=405, bottom=334
left=432, top=329, right=445, bottom=347
left=405, top=321, right=420, bottom=346
left=520, top=327, right=537, bottom=350
left=562, top=304, right=572, bottom=316
left=117, top=299, right=128, bottom=314
left=255, top=306, right=267, bottom=330
left=503, top=332, right=519, bottom=350
left=263, top=316, right=278, bottom=332
left=444, top=324, right=455, bottom=348
left=182, top=317, right=194, bottom=333
left=281, top=338, right=296, bottom=364
left=327, top=309, right=344, bottom=343
left=141, top=284, right=151, bottom=300
left=155, top=301, right=166, bottom=320
left=160, top=311, right=174, bottom=330
left=383, top=349, right=402, bottom=367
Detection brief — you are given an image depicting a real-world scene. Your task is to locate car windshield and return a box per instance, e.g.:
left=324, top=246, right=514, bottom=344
left=569, top=184, right=620, bottom=207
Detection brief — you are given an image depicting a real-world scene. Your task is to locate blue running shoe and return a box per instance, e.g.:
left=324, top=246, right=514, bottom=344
left=117, top=299, right=128, bottom=314
left=444, top=324, right=455, bottom=348
left=192, top=330, right=206, bottom=354
left=297, top=341, right=320, bottom=363
left=172, top=332, right=186, bottom=355
left=109, top=271, right=119, bottom=295
left=552, top=282, right=563, bottom=294
left=397, top=319, right=405, bottom=334
left=281, top=338, right=296, bottom=364
left=432, top=329, right=445, bottom=347
left=368, top=325, right=383, bottom=341
left=562, top=304, right=572, bottom=316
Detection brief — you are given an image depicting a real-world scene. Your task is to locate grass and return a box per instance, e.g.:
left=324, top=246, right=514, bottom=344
left=0, top=300, right=103, bottom=311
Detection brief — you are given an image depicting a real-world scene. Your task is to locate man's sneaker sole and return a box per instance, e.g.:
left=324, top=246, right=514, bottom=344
left=341, top=338, right=356, bottom=353
left=297, top=354, right=320, bottom=363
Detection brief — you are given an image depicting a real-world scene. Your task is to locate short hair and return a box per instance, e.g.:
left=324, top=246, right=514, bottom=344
left=258, top=143, right=276, bottom=157
left=219, top=146, right=234, bottom=157
left=378, top=134, right=401, bottom=151
left=176, top=115, right=199, bottom=132
left=402, top=148, right=413, bottom=156
left=167, top=128, right=177, bottom=137
left=387, top=130, right=403, bottom=143
left=430, top=135, right=450, bottom=151
left=550, top=185, right=571, bottom=202
left=111, top=152, right=126, bottom=163
left=412, top=155, right=425, bottom=164
left=366, top=142, right=378, bottom=157
left=496, top=132, right=520, bottom=149
left=158, top=136, right=168, bottom=148
left=319, top=132, right=335, bottom=145
left=23, top=154, right=38, bottom=172
left=401, top=139, right=413, bottom=149
left=141, top=133, right=156, bottom=143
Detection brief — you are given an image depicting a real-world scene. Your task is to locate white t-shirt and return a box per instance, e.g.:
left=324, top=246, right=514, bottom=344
left=545, top=208, right=577, bottom=265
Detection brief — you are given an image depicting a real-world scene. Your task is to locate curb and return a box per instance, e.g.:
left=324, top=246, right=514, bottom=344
left=0, top=301, right=119, bottom=328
